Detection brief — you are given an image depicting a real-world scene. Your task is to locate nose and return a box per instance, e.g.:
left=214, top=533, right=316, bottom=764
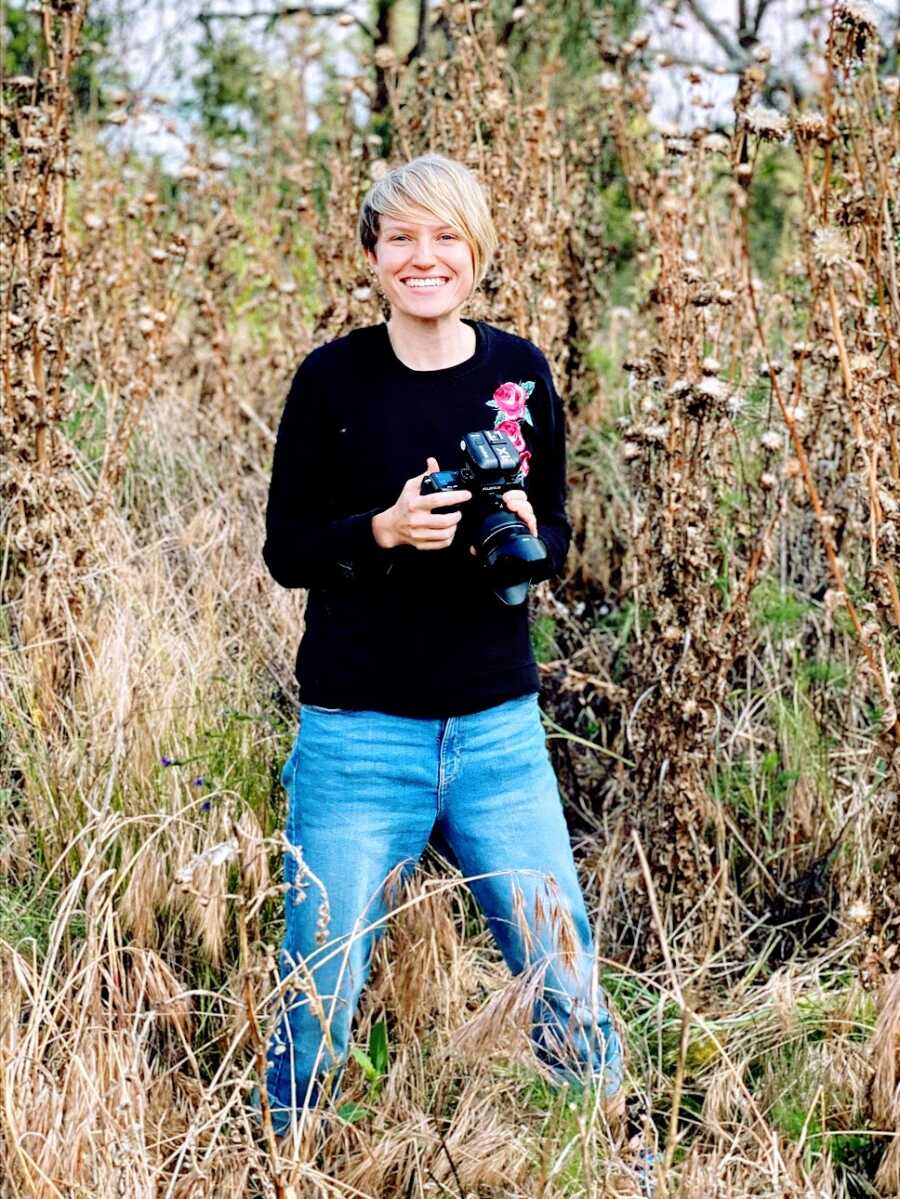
left=411, top=235, right=437, bottom=267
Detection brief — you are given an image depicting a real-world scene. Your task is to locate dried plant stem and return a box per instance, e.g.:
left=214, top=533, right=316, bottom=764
left=230, top=817, right=286, bottom=1195
left=739, top=213, right=898, bottom=743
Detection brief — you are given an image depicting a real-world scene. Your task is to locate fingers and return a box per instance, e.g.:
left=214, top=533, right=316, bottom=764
left=426, top=456, right=440, bottom=473
left=503, top=490, right=531, bottom=513
left=418, top=489, right=471, bottom=510
left=413, top=526, right=458, bottom=550
left=503, top=491, right=538, bottom=537
left=412, top=510, right=461, bottom=529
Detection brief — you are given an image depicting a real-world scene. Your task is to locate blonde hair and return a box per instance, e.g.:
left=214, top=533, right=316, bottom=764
left=358, top=153, right=497, bottom=292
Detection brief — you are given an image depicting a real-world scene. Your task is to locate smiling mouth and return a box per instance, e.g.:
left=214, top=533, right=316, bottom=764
left=401, top=277, right=450, bottom=290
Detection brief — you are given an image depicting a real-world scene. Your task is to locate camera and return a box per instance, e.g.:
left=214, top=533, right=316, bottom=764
left=420, top=429, right=548, bottom=606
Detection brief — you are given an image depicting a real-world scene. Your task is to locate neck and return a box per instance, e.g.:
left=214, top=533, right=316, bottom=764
left=386, top=310, right=476, bottom=371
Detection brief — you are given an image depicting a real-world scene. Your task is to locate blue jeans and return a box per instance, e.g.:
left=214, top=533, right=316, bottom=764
left=264, top=691, right=623, bottom=1133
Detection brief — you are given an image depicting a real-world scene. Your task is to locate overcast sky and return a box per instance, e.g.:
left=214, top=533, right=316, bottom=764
left=96, top=0, right=894, bottom=169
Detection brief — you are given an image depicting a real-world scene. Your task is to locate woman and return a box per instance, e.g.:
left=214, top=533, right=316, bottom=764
left=261, top=153, right=624, bottom=1135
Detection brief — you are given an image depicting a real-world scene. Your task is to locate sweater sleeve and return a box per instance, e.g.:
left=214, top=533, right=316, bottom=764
left=525, top=352, right=572, bottom=583
left=263, top=355, right=393, bottom=590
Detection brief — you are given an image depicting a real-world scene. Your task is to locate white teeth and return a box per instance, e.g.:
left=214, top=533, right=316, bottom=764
left=403, top=278, right=448, bottom=288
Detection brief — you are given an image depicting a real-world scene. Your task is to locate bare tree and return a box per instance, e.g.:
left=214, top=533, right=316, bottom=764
left=653, top=0, right=899, bottom=105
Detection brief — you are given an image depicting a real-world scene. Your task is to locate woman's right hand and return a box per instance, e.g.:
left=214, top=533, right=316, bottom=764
left=372, top=457, right=471, bottom=551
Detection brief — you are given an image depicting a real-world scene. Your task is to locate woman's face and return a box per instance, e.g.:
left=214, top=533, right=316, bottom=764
left=365, top=206, right=475, bottom=321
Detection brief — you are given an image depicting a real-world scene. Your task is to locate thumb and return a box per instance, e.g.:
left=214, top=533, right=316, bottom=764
left=426, top=456, right=440, bottom=473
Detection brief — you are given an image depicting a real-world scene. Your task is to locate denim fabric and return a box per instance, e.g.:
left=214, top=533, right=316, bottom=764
left=264, top=691, right=623, bottom=1133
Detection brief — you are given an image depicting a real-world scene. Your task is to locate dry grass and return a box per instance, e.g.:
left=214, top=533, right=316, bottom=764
left=2, top=0, right=899, bottom=1195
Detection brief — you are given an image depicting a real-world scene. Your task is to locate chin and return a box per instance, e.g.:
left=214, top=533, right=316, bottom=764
left=394, top=296, right=466, bottom=320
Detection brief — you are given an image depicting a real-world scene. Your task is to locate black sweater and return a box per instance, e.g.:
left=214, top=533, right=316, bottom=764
left=263, top=317, right=571, bottom=717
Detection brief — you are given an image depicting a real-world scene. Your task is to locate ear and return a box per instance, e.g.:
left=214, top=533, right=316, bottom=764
left=364, top=247, right=377, bottom=270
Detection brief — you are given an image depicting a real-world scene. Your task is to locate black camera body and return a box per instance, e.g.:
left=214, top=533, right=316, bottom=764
left=420, top=429, right=548, bottom=606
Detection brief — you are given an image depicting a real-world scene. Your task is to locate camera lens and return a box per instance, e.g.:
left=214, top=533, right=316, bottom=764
left=476, top=511, right=548, bottom=605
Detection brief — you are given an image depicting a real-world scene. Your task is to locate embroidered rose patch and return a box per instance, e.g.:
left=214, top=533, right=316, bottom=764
left=487, top=381, right=534, bottom=476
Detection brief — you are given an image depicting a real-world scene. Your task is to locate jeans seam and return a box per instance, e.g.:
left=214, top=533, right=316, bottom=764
left=436, top=717, right=454, bottom=817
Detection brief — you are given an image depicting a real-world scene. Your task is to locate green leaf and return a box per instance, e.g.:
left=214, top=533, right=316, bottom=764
left=337, top=1101, right=372, bottom=1123
left=522, top=380, right=535, bottom=397
left=350, top=1047, right=379, bottom=1082
left=368, top=1020, right=389, bottom=1076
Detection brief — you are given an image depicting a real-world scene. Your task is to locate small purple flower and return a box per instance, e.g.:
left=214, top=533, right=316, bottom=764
left=192, top=776, right=204, bottom=787
left=161, top=756, right=173, bottom=767
left=201, top=800, right=211, bottom=813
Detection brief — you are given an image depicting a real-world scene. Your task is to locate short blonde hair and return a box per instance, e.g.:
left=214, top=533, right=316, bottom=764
left=358, top=153, right=497, bottom=292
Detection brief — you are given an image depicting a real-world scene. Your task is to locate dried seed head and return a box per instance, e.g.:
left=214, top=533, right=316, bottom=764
left=623, top=358, right=652, bottom=378
left=665, top=137, right=691, bottom=157
left=794, top=111, right=828, bottom=146
left=849, top=352, right=876, bottom=377
left=811, top=226, right=853, bottom=270
left=373, top=44, right=396, bottom=68
left=697, top=377, right=729, bottom=402
left=834, top=0, right=879, bottom=59
left=703, top=133, right=730, bottom=154
left=835, top=188, right=872, bottom=229
left=745, top=104, right=789, bottom=142
left=759, top=471, right=778, bottom=490
left=644, top=423, right=668, bottom=443
left=700, top=356, right=720, bottom=376
left=596, top=71, right=620, bottom=95
left=727, top=391, right=745, bottom=417
left=760, top=430, right=782, bottom=452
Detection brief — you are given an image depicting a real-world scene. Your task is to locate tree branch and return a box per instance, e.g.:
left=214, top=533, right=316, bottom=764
left=658, top=48, right=808, bottom=103
left=682, top=0, right=740, bottom=60
left=752, top=0, right=775, bottom=34
left=410, top=0, right=428, bottom=62
left=197, top=5, right=375, bottom=41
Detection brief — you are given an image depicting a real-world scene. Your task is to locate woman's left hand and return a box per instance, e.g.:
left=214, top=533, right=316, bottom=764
left=502, top=489, right=538, bottom=536
left=469, top=490, right=538, bottom=555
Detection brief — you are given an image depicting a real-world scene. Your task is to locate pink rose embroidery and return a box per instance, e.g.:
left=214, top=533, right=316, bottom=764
left=491, top=381, right=527, bottom=420
left=487, top=379, right=535, bottom=477
left=497, top=418, right=526, bottom=452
